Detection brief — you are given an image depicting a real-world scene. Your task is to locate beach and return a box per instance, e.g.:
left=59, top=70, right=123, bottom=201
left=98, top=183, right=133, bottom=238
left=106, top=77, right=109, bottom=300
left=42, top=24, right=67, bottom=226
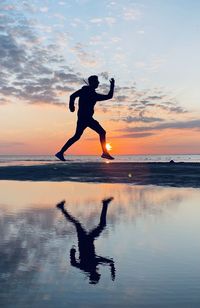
left=1, top=157, right=200, bottom=307
left=0, top=161, right=200, bottom=187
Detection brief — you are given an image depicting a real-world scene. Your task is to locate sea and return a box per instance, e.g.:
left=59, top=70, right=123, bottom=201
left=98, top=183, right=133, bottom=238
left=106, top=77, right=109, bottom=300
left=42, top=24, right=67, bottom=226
left=0, top=154, right=200, bottom=166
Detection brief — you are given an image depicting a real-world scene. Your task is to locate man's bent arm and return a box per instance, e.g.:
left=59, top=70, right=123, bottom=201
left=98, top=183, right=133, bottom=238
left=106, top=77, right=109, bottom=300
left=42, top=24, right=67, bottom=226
left=96, top=78, right=115, bottom=101
left=69, top=89, right=82, bottom=112
left=70, top=248, right=80, bottom=267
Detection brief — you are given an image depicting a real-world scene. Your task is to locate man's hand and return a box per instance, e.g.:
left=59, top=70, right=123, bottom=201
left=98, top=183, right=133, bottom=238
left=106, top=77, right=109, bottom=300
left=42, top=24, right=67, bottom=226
left=110, top=78, right=115, bottom=87
left=70, top=105, right=75, bottom=112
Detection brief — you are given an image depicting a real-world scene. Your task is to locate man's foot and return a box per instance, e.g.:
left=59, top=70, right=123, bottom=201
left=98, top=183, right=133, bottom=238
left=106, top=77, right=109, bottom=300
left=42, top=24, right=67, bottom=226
left=102, top=197, right=114, bottom=205
left=101, top=153, right=115, bottom=160
left=55, top=152, right=66, bottom=161
left=56, top=200, right=65, bottom=210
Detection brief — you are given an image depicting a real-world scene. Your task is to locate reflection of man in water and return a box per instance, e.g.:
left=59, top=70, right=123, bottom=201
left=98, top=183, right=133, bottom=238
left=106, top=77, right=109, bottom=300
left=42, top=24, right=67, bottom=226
left=55, top=75, right=115, bottom=161
left=56, top=198, right=115, bottom=284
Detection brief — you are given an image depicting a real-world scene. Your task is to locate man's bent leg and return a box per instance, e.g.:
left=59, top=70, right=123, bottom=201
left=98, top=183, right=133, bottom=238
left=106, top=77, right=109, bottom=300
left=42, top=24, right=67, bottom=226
left=88, top=119, right=114, bottom=160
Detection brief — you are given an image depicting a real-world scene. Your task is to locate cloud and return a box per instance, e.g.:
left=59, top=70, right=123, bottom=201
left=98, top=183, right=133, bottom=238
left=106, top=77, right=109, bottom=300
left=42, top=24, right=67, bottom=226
left=39, top=7, right=49, bottom=13
left=90, top=18, right=103, bottom=24
left=111, top=36, right=121, bottom=43
left=89, top=17, right=116, bottom=25
left=121, top=115, right=164, bottom=123
left=21, top=2, right=49, bottom=14
left=89, top=35, right=103, bottom=46
left=135, top=56, right=166, bottom=72
left=0, top=142, right=25, bottom=148
left=100, top=72, right=109, bottom=80
left=0, top=4, right=82, bottom=105
left=54, top=13, right=66, bottom=21
left=137, top=30, right=145, bottom=35
left=0, top=97, right=8, bottom=105
left=123, top=8, right=141, bottom=21
left=56, top=85, right=74, bottom=92
left=71, top=43, right=98, bottom=67
left=87, top=132, right=154, bottom=140
left=0, top=0, right=194, bottom=122
left=102, top=82, right=193, bottom=135
left=54, top=71, right=81, bottom=83
left=104, top=17, right=116, bottom=25
left=118, top=132, right=154, bottom=138
left=2, top=4, right=16, bottom=11
left=109, top=84, right=188, bottom=120
left=0, top=33, right=27, bottom=72
left=117, top=119, right=200, bottom=133
left=147, top=95, right=165, bottom=100
left=159, top=104, right=187, bottom=114
left=115, top=95, right=130, bottom=102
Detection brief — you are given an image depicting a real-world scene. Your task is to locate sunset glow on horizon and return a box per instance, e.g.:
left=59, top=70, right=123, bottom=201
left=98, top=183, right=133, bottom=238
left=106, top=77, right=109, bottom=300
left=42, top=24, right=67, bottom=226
left=1, top=0, right=200, bottom=155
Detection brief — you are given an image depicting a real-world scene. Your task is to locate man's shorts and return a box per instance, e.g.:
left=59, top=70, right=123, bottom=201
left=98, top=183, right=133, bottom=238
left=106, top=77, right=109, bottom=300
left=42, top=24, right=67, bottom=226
left=76, top=117, right=105, bottom=135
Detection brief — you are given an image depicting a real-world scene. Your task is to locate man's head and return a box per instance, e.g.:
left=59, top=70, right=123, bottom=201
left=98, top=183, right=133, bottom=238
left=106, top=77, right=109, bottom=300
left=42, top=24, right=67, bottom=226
left=88, top=75, right=99, bottom=89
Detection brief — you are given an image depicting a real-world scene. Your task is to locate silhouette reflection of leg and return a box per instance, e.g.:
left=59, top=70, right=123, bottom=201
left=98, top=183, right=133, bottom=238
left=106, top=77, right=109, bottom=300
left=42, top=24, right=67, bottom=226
left=89, top=197, right=113, bottom=239
left=57, top=200, right=85, bottom=234
left=56, top=198, right=115, bottom=284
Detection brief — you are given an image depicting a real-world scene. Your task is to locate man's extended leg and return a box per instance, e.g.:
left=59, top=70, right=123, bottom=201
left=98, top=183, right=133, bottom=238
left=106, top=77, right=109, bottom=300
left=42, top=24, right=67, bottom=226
left=88, top=119, right=114, bottom=160
left=55, top=120, right=86, bottom=161
left=56, top=200, right=86, bottom=237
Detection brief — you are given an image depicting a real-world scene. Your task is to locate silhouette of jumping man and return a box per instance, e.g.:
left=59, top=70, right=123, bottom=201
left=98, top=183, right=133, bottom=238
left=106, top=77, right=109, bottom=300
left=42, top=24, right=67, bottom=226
left=55, top=75, right=115, bottom=161
left=56, top=198, right=115, bottom=284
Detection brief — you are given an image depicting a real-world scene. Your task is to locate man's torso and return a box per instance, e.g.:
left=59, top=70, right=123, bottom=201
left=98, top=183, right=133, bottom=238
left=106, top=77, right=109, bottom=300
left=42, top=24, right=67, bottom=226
left=78, top=86, right=97, bottom=118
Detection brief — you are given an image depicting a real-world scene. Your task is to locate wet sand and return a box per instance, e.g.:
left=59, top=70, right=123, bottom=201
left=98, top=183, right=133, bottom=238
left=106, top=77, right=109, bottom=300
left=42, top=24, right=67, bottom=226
left=0, top=162, right=200, bottom=187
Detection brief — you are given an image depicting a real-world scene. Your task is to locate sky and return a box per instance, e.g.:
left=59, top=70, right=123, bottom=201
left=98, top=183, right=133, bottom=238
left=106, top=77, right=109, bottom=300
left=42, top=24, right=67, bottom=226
left=0, top=0, right=200, bottom=155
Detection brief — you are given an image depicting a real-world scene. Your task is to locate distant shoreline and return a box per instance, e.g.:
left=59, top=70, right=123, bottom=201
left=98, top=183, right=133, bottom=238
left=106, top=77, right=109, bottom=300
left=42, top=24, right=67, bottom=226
left=0, top=162, right=200, bottom=188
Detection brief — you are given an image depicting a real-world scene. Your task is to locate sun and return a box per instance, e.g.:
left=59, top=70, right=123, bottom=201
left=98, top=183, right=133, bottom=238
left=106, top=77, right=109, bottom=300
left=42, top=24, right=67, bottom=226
left=106, top=143, right=112, bottom=151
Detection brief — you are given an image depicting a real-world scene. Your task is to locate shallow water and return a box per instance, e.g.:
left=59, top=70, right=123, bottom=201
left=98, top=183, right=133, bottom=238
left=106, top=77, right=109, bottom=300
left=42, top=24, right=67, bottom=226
left=1, top=154, right=200, bottom=166
left=0, top=181, right=200, bottom=307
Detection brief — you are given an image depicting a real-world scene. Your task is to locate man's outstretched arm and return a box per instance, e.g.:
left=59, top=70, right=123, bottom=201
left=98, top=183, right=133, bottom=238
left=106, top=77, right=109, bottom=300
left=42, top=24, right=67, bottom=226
left=96, top=78, right=115, bottom=101
left=69, top=89, right=82, bottom=112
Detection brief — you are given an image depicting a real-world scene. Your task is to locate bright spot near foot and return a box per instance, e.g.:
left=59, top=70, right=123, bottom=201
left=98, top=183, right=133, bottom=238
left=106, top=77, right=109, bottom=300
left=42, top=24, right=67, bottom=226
left=106, top=143, right=112, bottom=151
